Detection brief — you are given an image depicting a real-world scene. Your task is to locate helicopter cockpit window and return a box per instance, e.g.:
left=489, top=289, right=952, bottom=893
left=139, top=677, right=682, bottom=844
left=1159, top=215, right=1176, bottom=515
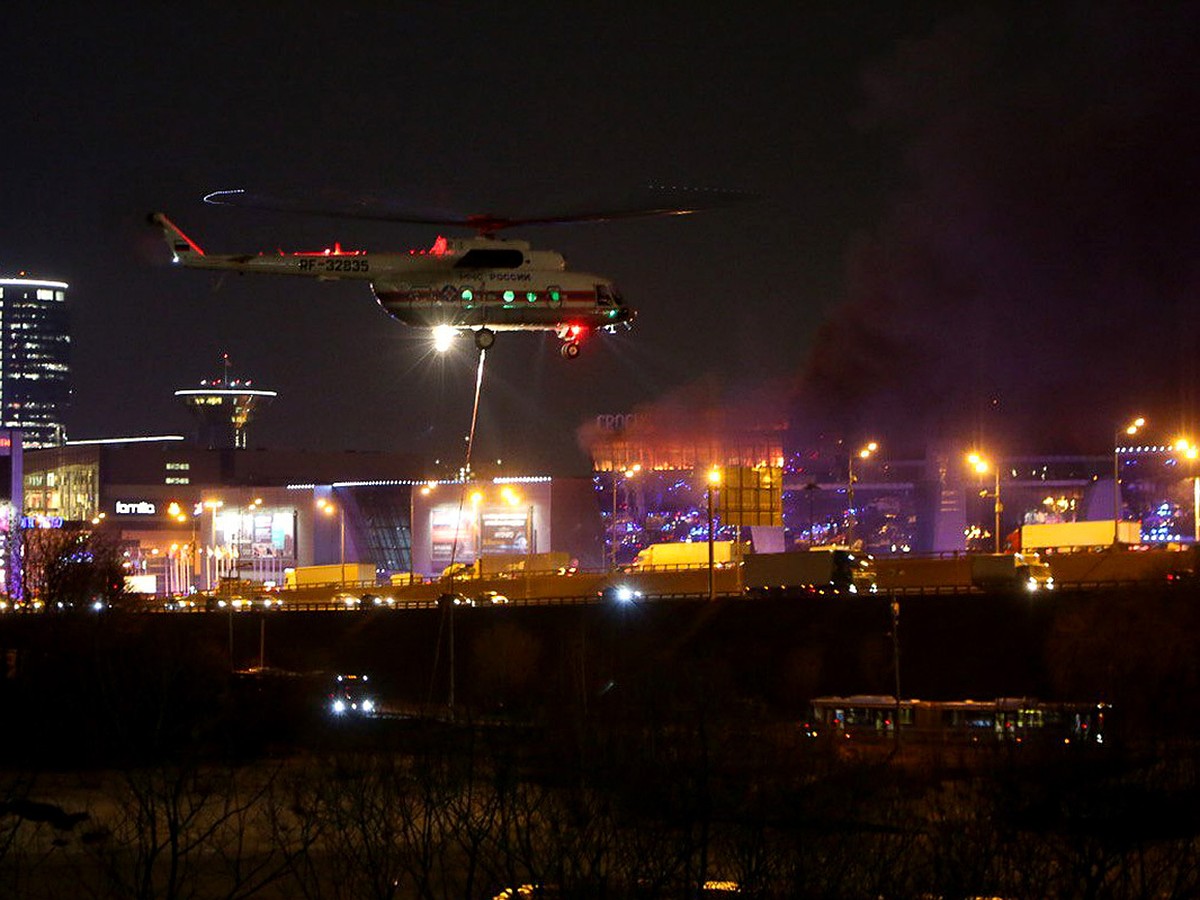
left=455, top=249, right=525, bottom=269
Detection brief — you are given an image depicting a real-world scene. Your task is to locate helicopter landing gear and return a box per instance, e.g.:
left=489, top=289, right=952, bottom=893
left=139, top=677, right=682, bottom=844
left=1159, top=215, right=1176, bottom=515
left=560, top=341, right=581, bottom=359
left=473, top=328, right=495, bottom=350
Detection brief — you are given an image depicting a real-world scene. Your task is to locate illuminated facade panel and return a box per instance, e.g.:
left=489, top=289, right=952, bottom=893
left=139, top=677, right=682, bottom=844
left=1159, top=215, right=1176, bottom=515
left=0, top=278, right=71, bottom=447
left=23, top=459, right=98, bottom=521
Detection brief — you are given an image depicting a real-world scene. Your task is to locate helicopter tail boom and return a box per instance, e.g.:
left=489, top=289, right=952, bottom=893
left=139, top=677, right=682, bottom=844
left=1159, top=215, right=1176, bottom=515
left=148, top=212, right=376, bottom=280
left=149, top=212, right=206, bottom=262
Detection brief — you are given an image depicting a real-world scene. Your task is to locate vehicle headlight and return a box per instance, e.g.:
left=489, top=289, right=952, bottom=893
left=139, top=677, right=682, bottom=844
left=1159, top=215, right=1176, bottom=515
left=362, top=699, right=374, bottom=713
left=332, top=699, right=346, bottom=714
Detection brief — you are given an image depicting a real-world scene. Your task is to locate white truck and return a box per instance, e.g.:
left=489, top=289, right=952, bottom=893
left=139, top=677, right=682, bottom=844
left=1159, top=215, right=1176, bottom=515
left=743, top=550, right=877, bottom=596
left=283, top=563, right=377, bottom=588
left=630, top=540, right=737, bottom=570
left=1019, top=520, right=1141, bottom=551
left=970, top=553, right=1054, bottom=593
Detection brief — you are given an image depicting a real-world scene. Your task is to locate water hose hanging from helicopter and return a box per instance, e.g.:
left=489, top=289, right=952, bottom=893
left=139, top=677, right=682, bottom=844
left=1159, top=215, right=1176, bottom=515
left=428, top=345, right=487, bottom=711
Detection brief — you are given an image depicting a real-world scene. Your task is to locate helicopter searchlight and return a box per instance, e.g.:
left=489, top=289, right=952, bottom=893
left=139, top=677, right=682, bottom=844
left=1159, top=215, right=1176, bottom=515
left=150, top=187, right=741, bottom=358
left=432, top=324, right=457, bottom=353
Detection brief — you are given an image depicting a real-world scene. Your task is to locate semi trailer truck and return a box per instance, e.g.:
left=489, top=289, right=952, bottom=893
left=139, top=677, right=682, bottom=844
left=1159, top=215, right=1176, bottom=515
left=743, top=549, right=877, bottom=596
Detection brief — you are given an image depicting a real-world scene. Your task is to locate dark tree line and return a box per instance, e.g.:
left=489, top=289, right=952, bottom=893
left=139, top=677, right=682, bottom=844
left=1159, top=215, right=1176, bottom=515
left=5, top=718, right=1200, bottom=898
left=20, top=524, right=127, bottom=610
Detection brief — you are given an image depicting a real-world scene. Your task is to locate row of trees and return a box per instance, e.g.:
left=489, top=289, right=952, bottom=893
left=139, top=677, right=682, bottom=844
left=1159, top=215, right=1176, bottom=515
left=4, top=726, right=1200, bottom=899
left=17, top=525, right=127, bottom=610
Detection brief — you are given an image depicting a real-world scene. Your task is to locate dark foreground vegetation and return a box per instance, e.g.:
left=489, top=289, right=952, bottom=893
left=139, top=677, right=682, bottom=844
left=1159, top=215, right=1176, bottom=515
left=6, top=727, right=1200, bottom=899
left=2, top=585, right=1200, bottom=898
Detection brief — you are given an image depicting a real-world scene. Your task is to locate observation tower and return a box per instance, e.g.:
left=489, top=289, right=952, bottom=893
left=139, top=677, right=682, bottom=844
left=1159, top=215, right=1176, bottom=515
left=175, top=357, right=276, bottom=449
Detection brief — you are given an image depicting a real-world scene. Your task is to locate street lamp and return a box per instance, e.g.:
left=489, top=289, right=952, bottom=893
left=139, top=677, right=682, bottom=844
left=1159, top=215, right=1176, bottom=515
left=470, top=490, right=484, bottom=574
left=966, top=452, right=1002, bottom=554
left=610, top=464, right=641, bottom=570
left=1173, top=438, right=1200, bottom=543
left=411, top=483, right=434, bottom=584
left=499, top=484, right=534, bottom=574
left=846, top=442, right=878, bottom=550
left=802, top=482, right=819, bottom=545
left=202, top=499, right=224, bottom=590
left=164, top=502, right=190, bottom=595
left=1114, top=417, right=1146, bottom=545
left=317, top=497, right=345, bottom=586
left=707, top=465, right=722, bottom=602
left=891, top=598, right=901, bottom=752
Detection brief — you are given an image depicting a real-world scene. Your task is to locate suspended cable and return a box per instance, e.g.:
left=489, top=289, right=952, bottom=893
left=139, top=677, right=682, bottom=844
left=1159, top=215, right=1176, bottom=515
left=431, top=346, right=488, bottom=712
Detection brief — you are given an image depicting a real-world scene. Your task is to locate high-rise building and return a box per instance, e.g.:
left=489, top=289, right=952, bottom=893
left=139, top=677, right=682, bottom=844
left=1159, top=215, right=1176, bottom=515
left=0, top=276, right=71, bottom=448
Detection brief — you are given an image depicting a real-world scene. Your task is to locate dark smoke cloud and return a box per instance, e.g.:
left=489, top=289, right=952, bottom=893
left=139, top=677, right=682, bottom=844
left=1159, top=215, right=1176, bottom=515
left=577, top=373, right=791, bottom=461
left=794, top=3, right=1200, bottom=456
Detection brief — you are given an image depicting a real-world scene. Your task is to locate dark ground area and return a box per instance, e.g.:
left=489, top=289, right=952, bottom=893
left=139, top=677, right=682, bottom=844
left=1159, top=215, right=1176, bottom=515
left=1, top=586, right=1197, bottom=763
left=3, top=588, right=1200, bottom=898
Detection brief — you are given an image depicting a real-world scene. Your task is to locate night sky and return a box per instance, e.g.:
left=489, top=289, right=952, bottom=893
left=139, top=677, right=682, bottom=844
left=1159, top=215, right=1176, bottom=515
left=4, top=2, right=1199, bottom=473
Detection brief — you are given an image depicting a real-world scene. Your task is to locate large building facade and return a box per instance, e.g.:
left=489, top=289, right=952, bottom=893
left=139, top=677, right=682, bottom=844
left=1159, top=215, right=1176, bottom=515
left=0, top=277, right=71, bottom=448
left=583, top=411, right=1200, bottom=557
left=19, top=438, right=602, bottom=596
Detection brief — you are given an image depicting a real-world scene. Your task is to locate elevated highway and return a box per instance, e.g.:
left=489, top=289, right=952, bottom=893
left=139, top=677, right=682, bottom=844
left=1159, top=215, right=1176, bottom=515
left=130, top=547, right=1198, bottom=613
left=197, top=564, right=747, bottom=612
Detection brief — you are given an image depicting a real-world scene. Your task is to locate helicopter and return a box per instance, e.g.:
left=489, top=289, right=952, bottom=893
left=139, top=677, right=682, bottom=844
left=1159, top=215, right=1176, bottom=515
left=150, top=187, right=738, bottom=358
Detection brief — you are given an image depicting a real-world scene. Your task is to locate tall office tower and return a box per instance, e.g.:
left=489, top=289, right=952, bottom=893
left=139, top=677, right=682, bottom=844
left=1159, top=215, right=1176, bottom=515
left=0, top=276, right=71, bottom=448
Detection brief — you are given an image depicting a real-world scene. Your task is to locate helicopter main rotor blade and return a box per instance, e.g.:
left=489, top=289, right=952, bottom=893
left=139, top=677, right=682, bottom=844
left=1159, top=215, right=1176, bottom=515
left=203, top=188, right=469, bottom=227
left=203, top=185, right=752, bottom=234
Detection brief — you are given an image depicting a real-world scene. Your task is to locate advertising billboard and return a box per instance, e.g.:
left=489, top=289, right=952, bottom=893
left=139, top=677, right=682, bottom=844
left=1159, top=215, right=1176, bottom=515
left=480, top=508, right=532, bottom=555
left=717, top=466, right=783, bottom=527
left=214, top=508, right=296, bottom=559
left=430, top=503, right=478, bottom=569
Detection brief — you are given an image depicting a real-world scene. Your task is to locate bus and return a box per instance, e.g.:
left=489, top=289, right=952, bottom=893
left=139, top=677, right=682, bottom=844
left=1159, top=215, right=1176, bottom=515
left=807, top=695, right=1109, bottom=745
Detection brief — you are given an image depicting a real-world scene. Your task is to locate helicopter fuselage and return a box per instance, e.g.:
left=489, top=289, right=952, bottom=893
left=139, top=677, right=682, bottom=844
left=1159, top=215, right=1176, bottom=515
left=150, top=214, right=634, bottom=354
